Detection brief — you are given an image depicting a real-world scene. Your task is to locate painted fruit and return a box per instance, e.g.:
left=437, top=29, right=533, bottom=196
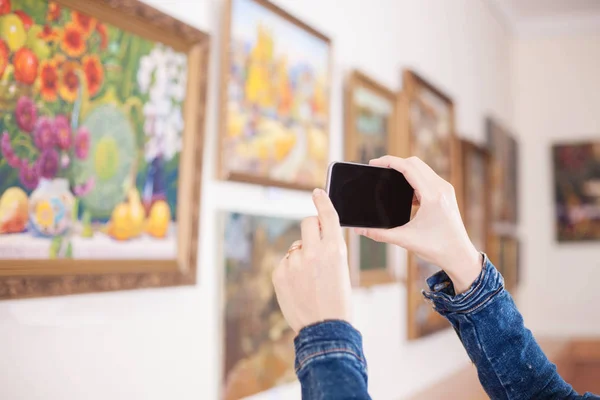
left=0, top=0, right=10, bottom=16
left=146, top=200, right=170, bottom=238
left=25, top=25, right=49, bottom=60
left=107, top=203, right=131, bottom=241
left=0, top=187, right=29, bottom=234
left=0, top=39, right=8, bottom=77
left=13, top=47, right=38, bottom=84
left=13, top=10, right=31, bottom=30
left=0, top=14, right=25, bottom=51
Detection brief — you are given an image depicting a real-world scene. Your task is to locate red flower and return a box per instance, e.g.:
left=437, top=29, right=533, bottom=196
left=58, top=61, right=80, bottom=103
left=39, top=59, right=59, bottom=102
left=13, top=48, right=38, bottom=85
left=39, top=25, right=60, bottom=42
left=0, top=0, right=10, bottom=16
left=71, top=10, right=96, bottom=38
left=61, top=22, right=85, bottom=58
left=0, top=39, right=8, bottom=78
left=47, top=2, right=61, bottom=22
left=96, top=23, right=108, bottom=50
left=82, top=55, right=103, bottom=97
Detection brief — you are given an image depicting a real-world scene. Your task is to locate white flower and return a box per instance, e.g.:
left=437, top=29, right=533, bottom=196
left=138, top=44, right=189, bottom=162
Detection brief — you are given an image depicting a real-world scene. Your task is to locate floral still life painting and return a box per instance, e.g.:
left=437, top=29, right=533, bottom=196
left=0, top=0, right=190, bottom=262
left=221, top=0, right=331, bottom=190
left=222, top=212, right=299, bottom=400
left=553, top=142, right=600, bottom=242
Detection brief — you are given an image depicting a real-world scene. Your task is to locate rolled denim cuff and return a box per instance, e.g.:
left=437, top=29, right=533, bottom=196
left=294, top=320, right=367, bottom=374
left=422, top=254, right=505, bottom=316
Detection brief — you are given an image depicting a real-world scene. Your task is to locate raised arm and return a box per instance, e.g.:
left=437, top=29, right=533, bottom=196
left=272, top=188, right=371, bottom=399
left=359, top=155, right=598, bottom=400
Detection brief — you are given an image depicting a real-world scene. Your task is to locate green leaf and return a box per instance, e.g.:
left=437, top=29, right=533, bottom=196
left=49, top=236, right=62, bottom=259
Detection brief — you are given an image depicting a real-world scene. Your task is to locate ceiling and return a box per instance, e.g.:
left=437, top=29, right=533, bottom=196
left=488, top=0, right=600, bottom=36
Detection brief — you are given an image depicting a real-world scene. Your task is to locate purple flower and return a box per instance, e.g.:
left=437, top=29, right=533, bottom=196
left=73, top=177, right=95, bottom=197
left=1, top=132, right=21, bottom=168
left=54, top=115, right=72, bottom=150
left=74, top=127, right=90, bottom=160
left=15, top=96, right=37, bottom=133
left=33, top=117, right=57, bottom=150
left=19, top=162, right=40, bottom=190
left=60, top=152, right=70, bottom=169
left=38, top=148, right=60, bottom=179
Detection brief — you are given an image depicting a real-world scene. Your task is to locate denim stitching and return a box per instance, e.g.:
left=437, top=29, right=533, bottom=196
left=296, top=348, right=365, bottom=372
left=457, top=285, right=504, bottom=315
left=426, top=253, right=488, bottom=303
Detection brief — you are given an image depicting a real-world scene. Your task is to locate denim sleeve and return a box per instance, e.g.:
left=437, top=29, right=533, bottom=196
left=294, top=320, right=371, bottom=400
left=424, top=255, right=599, bottom=400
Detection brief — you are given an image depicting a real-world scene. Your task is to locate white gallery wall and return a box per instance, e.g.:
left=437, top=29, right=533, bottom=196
left=0, top=1, right=512, bottom=399
left=512, top=32, right=600, bottom=336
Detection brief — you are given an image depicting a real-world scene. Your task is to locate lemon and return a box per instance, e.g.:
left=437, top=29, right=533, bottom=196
left=0, top=14, right=26, bottom=52
left=147, top=200, right=171, bottom=238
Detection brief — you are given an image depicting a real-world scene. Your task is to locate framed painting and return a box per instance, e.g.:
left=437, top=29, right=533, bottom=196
left=486, top=118, right=518, bottom=225
left=219, top=0, right=331, bottom=191
left=461, top=140, right=491, bottom=253
left=399, top=69, right=459, bottom=339
left=553, top=142, right=600, bottom=242
left=0, top=0, right=209, bottom=299
left=344, top=70, right=397, bottom=287
left=221, top=212, right=299, bottom=400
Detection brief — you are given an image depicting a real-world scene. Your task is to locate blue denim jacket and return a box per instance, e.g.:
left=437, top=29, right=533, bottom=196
left=294, top=256, right=600, bottom=399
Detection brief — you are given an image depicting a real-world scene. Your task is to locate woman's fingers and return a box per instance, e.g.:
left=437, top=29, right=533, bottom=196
left=301, top=216, right=321, bottom=250
left=355, top=225, right=412, bottom=249
left=312, top=188, right=342, bottom=241
left=369, top=156, right=433, bottom=200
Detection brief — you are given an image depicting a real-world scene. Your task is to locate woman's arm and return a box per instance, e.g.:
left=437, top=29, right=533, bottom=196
left=295, top=320, right=371, bottom=400
left=424, top=255, right=599, bottom=400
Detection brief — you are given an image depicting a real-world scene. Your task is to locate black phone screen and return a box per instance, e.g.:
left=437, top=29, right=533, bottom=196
left=327, top=162, right=414, bottom=229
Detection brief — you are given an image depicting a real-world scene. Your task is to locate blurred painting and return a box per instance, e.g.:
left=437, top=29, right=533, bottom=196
left=220, top=0, right=331, bottom=190
left=553, top=142, right=600, bottom=242
left=345, top=71, right=396, bottom=286
left=462, top=141, right=489, bottom=252
left=497, top=236, right=519, bottom=292
left=401, top=70, right=456, bottom=339
left=223, top=212, right=299, bottom=400
left=487, top=118, right=518, bottom=224
left=0, top=0, right=207, bottom=297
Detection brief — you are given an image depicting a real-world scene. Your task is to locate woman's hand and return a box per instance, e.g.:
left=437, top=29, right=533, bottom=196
left=356, top=156, right=482, bottom=294
left=272, top=189, right=353, bottom=333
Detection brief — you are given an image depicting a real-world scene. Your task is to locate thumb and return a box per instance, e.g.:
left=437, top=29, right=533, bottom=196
left=355, top=225, right=413, bottom=248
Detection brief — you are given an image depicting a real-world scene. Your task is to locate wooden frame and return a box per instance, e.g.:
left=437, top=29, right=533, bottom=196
left=486, top=117, right=518, bottom=225
left=218, top=0, right=332, bottom=191
left=461, top=140, right=492, bottom=254
left=399, top=69, right=460, bottom=340
left=344, top=70, right=398, bottom=287
left=0, top=0, right=209, bottom=299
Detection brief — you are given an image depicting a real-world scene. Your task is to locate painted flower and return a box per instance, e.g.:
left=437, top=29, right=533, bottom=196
left=61, top=22, right=86, bottom=58
left=19, top=162, right=40, bottom=190
left=74, top=127, right=90, bottom=160
left=1, top=132, right=22, bottom=168
left=33, top=117, right=57, bottom=150
left=73, top=176, right=95, bottom=197
left=138, top=45, right=188, bottom=162
left=39, top=25, right=61, bottom=42
left=54, top=115, right=71, bottom=150
left=39, top=59, right=59, bottom=102
left=47, top=2, right=61, bottom=22
left=14, top=96, right=37, bottom=133
left=38, top=148, right=60, bottom=179
left=96, top=23, right=107, bottom=50
left=82, top=55, right=103, bottom=97
left=71, top=11, right=96, bottom=38
left=60, top=152, right=70, bottom=169
left=58, top=61, right=80, bottom=103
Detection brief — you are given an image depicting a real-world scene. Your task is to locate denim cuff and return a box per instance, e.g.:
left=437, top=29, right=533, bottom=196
left=294, top=320, right=367, bottom=374
left=422, top=254, right=505, bottom=315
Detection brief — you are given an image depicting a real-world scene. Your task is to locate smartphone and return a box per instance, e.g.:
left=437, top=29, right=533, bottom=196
left=325, top=162, right=414, bottom=229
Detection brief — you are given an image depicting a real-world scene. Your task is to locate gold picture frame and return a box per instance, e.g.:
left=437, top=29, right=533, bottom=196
left=0, top=0, right=209, bottom=299
left=218, top=0, right=332, bottom=191
left=399, top=69, right=460, bottom=339
left=344, top=70, right=398, bottom=287
left=461, top=140, right=491, bottom=254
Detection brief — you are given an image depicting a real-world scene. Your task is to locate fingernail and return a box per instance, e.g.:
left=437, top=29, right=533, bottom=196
left=313, top=188, right=323, bottom=197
